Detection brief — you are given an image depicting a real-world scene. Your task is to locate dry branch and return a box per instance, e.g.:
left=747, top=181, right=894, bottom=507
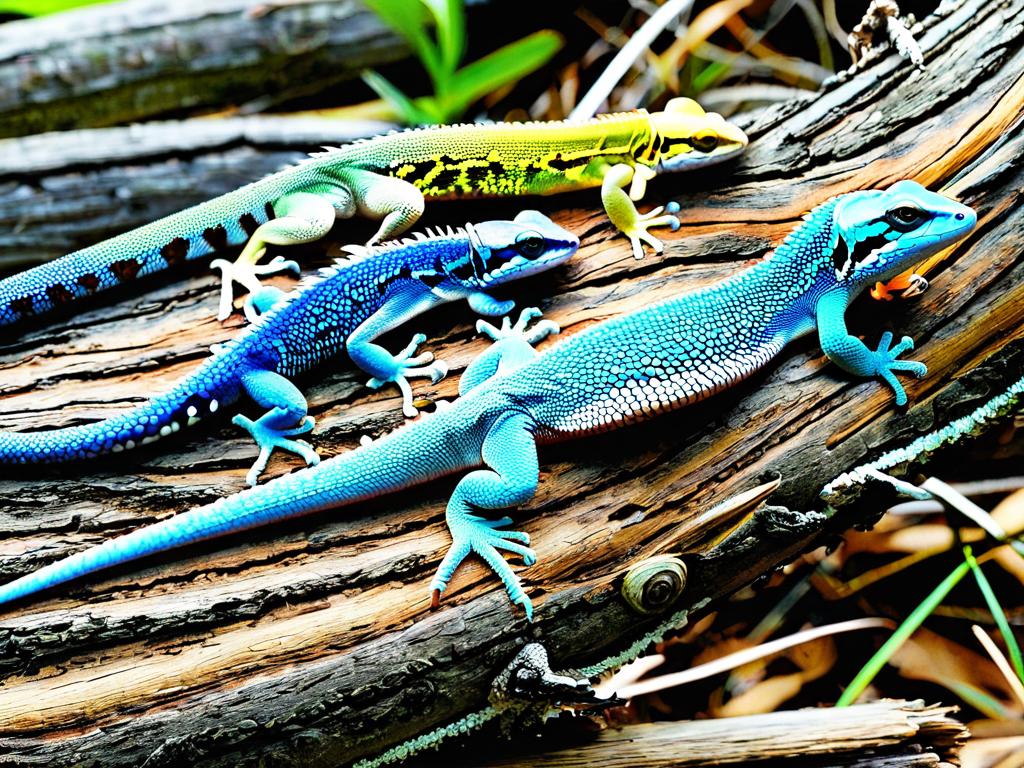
left=465, top=700, right=967, bottom=768
left=0, top=115, right=392, bottom=269
left=0, top=0, right=1022, bottom=765
left=0, top=0, right=405, bottom=138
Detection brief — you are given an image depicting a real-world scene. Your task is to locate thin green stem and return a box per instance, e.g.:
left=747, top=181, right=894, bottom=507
left=836, top=559, right=972, bottom=706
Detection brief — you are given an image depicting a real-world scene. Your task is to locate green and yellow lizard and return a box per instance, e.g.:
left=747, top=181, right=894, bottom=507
left=0, top=98, right=747, bottom=326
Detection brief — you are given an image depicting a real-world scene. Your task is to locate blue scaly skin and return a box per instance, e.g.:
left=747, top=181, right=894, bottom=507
left=0, top=99, right=746, bottom=327
left=0, top=212, right=578, bottom=486
left=0, top=181, right=975, bottom=614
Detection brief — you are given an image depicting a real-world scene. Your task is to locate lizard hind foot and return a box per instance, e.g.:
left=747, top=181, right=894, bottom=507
left=232, top=412, right=320, bottom=486
left=211, top=251, right=301, bottom=321
left=429, top=512, right=536, bottom=620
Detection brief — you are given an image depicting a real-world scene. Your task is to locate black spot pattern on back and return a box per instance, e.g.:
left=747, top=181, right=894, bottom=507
left=264, top=202, right=276, bottom=220
left=77, top=273, right=100, bottom=292
left=396, top=159, right=438, bottom=184
left=429, top=167, right=460, bottom=190
left=202, top=225, right=229, bottom=251
left=47, top=284, right=74, bottom=305
left=239, top=213, right=259, bottom=236
left=110, top=258, right=142, bottom=281
left=546, top=153, right=589, bottom=172
left=418, top=272, right=446, bottom=288
left=11, top=296, right=33, bottom=315
left=160, top=237, right=189, bottom=266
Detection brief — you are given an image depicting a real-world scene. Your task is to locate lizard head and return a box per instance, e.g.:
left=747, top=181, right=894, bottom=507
left=828, top=180, right=976, bottom=289
left=459, top=211, right=580, bottom=289
left=648, top=98, right=748, bottom=172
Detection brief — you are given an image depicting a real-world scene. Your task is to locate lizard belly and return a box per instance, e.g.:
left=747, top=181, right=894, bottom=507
left=537, top=336, right=785, bottom=438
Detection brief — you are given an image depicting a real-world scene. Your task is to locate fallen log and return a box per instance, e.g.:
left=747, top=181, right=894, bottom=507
left=0, top=0, right=1021, bottom=765
left=0, top=0, right=405, bottom=139
left=465, top=699, right=967, bottom=768
left=0, top=115, right=392, bottom=269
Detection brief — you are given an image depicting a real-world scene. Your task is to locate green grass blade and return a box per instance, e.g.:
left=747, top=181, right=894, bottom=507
left=0, top=0, right=114, bottom=15
left=947, top=679, right=1015, bottom=720
left=422, top=0, right=465, bottom=80
left=362, top=0, right=444, bottom=87
left=836, top=559, right=972, bottom=706
left=362, top=70, right=438, bottom=125
left=964, top=546, right=1024, bottom=682
left=439, top=30, right=562, bottom=120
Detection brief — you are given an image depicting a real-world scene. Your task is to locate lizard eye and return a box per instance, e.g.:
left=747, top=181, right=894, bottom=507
left=515, top=231, right=547, bottom=259
left=886, top=206, right=927, bottom=232
left=691, top=134, right=719, bottom=152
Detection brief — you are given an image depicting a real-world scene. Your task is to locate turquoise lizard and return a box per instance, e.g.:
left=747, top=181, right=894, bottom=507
left=0, top=98, right=746, bottom=326
left=0, top=212, right=578, bottom=485
left=0, top=181, right=976, bottom=614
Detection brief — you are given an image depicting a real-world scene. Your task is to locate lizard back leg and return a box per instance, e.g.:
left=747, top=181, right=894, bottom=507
left=233, top=368, right=320, bottom=485
left=335, top=168, right=427, bottom=245
left=601, top=164, right=681, bottom=260
left=211, top=190, right=348, bottom=321
left=429, top=411, right=540, bottom=619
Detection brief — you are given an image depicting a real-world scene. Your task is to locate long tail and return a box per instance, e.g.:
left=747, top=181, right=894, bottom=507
left=0, top=368, right=238, bottom=464
left=0, top=180, right=280, bottom=327
left=0, top=402, right=483, bottom=605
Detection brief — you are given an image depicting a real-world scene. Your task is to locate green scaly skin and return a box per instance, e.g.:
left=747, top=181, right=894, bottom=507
left=0, top=98, right=747, bottom=327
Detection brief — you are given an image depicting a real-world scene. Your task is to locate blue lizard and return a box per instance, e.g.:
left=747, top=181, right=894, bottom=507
left=0, top=211, right=578, bottom=486
left=0, top=181, right=976, bottom=614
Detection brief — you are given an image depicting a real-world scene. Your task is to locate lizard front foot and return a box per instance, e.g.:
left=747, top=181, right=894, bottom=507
left=365, top=332, right=449, bottom=418
left=430, top=511, right=536, bottom=620
left=619, top=201, right=682, bottom=260
left=477, top=307, right=560, bottom=346
left=211, top=249, right=301, bottom=321
left=232, top=412, right=320, bottom=486
left=869, top=331, right=927, bottom=406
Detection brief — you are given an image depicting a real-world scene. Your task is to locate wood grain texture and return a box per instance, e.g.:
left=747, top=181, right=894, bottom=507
left=0, top=0, right=1022, bottom=765
left=0, top=115, right=393, bottom=268
left=465, top=700, right=966, bottom=767
left=0, top=0, right=405, bottom=139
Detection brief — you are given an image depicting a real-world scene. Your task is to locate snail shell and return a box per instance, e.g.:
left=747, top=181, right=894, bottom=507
left=621, top=556, right=687, bottom=614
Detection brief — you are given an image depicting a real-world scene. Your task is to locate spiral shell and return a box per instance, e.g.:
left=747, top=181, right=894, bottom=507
left=621, top=556, right=687, bottom=614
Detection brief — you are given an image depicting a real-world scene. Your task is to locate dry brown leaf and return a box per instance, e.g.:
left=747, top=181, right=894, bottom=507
left=961, top=736, right=1024, bottom=768
left=891, top=627, right=1022, bottom=713
left=991, top=489, right=1024, bottom=537
left=714, top=671, right=806, bottom=716
left=713, top=637, right=837, bottom=717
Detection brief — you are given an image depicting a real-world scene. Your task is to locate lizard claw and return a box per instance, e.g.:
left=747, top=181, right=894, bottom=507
left=365, top=332, right=450, bottom=418
left=477, top=308, right=560, bottom=346
left=211, top=250, right=300, bottom=321
left=233, top=413, right=320, bottom=485
left=622, top=206, right=682, bottom=260
left=429, top=513, right=536, bottom=619
left=871, top=332, right=927, bottom=407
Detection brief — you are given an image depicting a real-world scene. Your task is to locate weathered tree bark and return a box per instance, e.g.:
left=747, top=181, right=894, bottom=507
left=0, top=0, right=1022, bottom=766
left=0, top=115, right=392, bottom=269
left=466, top=700, right=967, bottom=768
left=0, top=0, right=405, bottom=138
